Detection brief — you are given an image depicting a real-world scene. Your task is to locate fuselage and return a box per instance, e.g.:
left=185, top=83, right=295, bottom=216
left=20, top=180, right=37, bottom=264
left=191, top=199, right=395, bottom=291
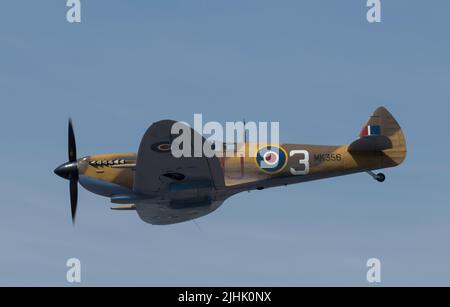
left=76, top=142, right=402, bottom=201
left=77, top=153, right=136, bottom=197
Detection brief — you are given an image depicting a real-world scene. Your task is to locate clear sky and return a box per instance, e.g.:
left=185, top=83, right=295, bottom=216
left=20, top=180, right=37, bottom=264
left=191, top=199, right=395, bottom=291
left=0, top=1, right=449, bottom=286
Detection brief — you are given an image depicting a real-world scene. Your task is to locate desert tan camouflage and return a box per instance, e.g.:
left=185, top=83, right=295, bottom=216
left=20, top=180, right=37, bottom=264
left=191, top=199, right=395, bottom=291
left=55, top=107, right=406, bottom=225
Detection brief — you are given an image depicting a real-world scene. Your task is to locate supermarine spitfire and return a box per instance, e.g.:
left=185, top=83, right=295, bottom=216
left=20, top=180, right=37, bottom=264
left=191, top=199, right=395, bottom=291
left=54, top=107, right=406, bottom=225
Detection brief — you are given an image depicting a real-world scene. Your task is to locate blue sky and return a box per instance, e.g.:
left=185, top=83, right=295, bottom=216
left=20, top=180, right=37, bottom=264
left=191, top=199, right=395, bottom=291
left=0, top=0, right=449, bottom=286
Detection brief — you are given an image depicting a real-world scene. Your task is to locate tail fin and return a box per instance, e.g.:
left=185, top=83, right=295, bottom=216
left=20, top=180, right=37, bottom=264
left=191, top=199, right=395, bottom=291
left=348, top=107, right=407, bottom=166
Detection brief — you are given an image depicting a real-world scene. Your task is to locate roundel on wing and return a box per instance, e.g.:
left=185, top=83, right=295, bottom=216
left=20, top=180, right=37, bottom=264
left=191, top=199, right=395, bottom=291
left=255, top=146, right=288, bottom=174
left=151, top=141, right=171, bottom=153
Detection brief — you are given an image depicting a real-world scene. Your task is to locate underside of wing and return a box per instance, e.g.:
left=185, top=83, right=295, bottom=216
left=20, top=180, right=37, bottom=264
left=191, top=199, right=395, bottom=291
left=133, top=120, right=225, bottom=196
left=134, top=199, right=224, bottom=225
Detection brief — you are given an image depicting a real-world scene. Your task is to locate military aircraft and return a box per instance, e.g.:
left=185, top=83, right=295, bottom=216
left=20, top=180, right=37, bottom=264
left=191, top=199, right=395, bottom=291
left=54, top=107, right=406, bottom=225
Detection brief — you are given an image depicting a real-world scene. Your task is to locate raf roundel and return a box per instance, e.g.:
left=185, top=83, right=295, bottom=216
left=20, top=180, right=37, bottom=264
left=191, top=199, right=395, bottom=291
left=255, top=145, right=288, bottom=174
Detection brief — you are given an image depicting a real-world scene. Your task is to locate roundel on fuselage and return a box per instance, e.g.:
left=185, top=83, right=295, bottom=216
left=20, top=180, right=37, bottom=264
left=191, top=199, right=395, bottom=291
left=255, top=145, right=288, bottom=174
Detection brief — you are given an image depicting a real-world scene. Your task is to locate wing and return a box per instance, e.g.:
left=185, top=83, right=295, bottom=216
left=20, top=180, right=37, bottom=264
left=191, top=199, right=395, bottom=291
left=134, top=199, right=225, bottom=225
left=133, top=120, right=225, bottom=196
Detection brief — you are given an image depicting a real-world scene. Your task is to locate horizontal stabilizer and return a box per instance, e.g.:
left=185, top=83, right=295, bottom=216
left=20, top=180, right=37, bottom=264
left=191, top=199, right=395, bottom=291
left=348, top=135, right=392, bottom=152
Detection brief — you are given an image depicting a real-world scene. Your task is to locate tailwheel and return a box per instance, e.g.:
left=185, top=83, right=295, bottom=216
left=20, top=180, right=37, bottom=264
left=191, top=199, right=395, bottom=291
left=367, top=171, right=386, bottom=183
left=375, top=173, right=385, bottom=182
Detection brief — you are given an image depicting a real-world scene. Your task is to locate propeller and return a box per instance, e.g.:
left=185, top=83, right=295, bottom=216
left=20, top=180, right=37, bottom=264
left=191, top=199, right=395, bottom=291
left=68, top=118, right=77, bottom=162
left=54, top=118, right=79, bottom=225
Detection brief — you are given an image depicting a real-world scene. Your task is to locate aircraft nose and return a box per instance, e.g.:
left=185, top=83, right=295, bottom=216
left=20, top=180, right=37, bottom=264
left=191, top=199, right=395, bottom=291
left=54, top=161, right=78, bottom=180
